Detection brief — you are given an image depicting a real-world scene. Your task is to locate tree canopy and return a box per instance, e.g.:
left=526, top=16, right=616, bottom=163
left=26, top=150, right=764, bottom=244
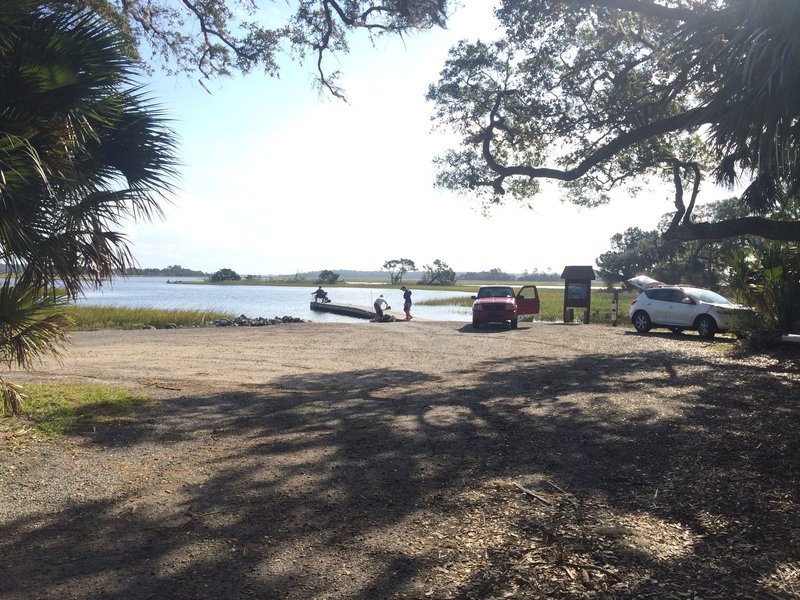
left=317, top=269, right=341, bottom=284
left=68, top=0, right=448, bottom=97
left=596, top=198, right=750, bottom=287
left=210, top=268, right=241, bottom=281
left=419, top=259, right=456, bottom=285
left=1, top=0, right=178, bottom=303
left=427, top=0, right=800, bottom=242
left=382, top=258, right=416, bottom=285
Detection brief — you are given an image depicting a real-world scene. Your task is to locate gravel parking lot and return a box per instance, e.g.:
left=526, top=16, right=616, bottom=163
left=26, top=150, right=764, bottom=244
left=2, top=321, right=799, bottom=599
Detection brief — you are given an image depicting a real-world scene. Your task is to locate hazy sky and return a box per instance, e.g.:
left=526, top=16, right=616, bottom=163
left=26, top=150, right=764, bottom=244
left=124, top=2, right=713, bottom=276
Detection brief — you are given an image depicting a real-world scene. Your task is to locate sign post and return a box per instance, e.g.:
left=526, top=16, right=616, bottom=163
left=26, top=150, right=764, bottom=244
left=560, top=266, right=596, bottom=324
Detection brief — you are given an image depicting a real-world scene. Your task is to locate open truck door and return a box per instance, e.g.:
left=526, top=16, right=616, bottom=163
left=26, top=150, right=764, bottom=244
left=516, top=285, right=540, bottom=315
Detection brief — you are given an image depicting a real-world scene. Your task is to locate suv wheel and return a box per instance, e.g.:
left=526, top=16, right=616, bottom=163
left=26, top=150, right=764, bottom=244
left=696, top=314, right=717, bottom=339
left=511, top=317, right=518, bottom=329
left=632, top=311, right=652, bottom=333
left=472, top=320, right=480, bottom=329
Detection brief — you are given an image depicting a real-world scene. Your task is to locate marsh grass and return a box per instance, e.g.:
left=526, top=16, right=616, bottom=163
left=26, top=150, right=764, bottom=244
left=0, top=382, right=156, bottom=445
left=63, top=305, right=232, bottom=330
left=415, top=296, right=475, bottom=307
left=417, top=287, right=638, bottom=324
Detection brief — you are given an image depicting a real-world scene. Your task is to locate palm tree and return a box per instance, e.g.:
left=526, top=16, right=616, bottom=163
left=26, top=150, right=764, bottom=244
left=1, top=0, right=178, bottom=414
left=696, top=0, right=800, bottom=215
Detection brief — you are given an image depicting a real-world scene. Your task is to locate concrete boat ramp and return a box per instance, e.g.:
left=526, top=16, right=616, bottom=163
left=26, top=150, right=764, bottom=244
left=309, top=301, right=405, bottom=321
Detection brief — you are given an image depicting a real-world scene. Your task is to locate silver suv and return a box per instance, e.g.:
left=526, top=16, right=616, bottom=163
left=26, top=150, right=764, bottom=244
left=628, top=286, right=746, bottom=339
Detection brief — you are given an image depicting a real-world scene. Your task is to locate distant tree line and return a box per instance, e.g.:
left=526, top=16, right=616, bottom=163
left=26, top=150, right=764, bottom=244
left=458, top=268, right=516, bottom=281
left=286, top=266, right=563, bottom=283
left=129, top=265, right=208, bottom=277
left=457, top=268, right=561, bottom=282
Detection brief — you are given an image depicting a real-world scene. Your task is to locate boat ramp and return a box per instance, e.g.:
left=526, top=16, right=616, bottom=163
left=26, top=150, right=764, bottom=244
left=309, top=301, right=405, bottom=321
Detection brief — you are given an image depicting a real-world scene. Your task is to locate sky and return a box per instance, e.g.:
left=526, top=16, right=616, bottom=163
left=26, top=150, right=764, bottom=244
left=124, top=2, right=717, bottom=277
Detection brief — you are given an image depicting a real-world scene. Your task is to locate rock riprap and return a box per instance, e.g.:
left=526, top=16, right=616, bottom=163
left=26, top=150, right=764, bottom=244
left=213, top=314, right=307, bottom=327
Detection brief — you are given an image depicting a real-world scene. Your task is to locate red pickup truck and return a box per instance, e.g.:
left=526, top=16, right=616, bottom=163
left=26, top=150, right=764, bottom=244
left=471, top=285, right=540, bottom=329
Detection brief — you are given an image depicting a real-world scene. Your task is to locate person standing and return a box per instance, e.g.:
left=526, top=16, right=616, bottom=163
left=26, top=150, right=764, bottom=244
left=373, top=294, right=388, bottom=320
left=401, top=285, right=413, bottom=321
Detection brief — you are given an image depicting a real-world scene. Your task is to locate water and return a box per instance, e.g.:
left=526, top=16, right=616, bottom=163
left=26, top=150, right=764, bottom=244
left=75, top=277, right=474, bottom=323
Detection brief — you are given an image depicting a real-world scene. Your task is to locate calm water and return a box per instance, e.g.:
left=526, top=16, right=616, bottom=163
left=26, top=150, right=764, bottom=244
left=75, top=277, right=474, bottom=323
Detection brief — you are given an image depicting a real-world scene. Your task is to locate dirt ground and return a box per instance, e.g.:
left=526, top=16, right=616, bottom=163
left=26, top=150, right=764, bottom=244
left=1, top=321, right=799, bottom=599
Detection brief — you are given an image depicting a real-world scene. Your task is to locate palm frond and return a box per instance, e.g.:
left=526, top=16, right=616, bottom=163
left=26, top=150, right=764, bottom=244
left=740, top=173, right=783, bottom=215
left=0, top=377, right=28, bottom=416
left=1, top=0, right=179, bottom=299
left=0, top=284, right=72, bottom=370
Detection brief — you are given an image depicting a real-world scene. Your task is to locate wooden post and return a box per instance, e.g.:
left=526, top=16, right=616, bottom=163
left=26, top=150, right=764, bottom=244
left=611, top=289, right=619, bottom=326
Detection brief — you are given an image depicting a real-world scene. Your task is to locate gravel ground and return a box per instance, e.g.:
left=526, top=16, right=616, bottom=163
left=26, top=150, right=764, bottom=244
left=1, top=321, right=799, bottom=599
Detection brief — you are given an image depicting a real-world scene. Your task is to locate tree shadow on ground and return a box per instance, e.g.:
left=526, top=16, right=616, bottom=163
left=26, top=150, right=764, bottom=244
left=1, top=351, right=798, bottom=599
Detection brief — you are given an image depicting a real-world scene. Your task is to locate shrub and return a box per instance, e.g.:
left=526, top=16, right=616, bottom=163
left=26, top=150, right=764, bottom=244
left=210, top=268, right=241, bottom=282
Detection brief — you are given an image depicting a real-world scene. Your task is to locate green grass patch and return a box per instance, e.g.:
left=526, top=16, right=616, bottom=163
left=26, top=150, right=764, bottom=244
left=63, top=305, right=233, bottom=331
left=1, top=382, right=156, bottom=446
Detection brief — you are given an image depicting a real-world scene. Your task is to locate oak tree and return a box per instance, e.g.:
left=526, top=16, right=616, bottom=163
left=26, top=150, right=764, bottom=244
left=420, top=259, right=455, bottom=285
left=70, top=0, right=449, bottom=98
left=317, top=269, right=341, bottom=284
left=427, top=0, right=800, bottom=242
left=596, top=198, right=751, bottom=287
left=382, top=258, right=416, bottom=285
left=210, top=268, right=242, bottom=281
